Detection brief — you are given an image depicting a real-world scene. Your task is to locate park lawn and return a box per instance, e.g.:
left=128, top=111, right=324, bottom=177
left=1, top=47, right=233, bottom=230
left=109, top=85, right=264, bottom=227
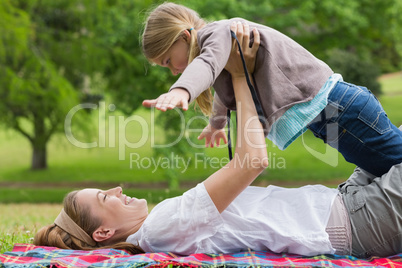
left=0, top=203, right=62, bottom=253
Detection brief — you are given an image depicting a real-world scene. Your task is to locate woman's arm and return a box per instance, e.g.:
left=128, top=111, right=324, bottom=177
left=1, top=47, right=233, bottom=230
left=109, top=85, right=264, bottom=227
left=204, top=22, right=266, bottom=213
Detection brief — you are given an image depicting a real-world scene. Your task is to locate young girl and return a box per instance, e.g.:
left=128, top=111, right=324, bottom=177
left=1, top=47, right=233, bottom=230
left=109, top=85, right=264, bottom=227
left=141, top=2, right=402, bottom=177
left=34, top=24, right=402, bottom=258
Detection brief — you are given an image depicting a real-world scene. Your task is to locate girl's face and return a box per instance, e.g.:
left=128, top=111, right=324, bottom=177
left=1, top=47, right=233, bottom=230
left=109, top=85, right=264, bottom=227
left=76, top=187, right=148, bottom=240
left=155, top=35, right=190, bottom=76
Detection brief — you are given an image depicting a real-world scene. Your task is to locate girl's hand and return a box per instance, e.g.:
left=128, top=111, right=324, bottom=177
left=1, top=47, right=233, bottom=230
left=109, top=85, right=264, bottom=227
left=142, top=88, right=189, bottom=111
left=198, top=123, right=228, bottom=147
left=225, top=22, right=260, bottom=79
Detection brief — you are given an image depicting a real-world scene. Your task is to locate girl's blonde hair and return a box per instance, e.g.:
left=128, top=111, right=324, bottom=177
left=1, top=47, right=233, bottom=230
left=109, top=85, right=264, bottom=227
left=142, top=2, right=213, bottom=115
left=33, top=190, right=144, bottom=255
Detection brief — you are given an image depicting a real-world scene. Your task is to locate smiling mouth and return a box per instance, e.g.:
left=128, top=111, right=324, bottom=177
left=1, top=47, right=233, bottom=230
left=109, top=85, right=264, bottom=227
left=125, top=196, right=132, bottom=205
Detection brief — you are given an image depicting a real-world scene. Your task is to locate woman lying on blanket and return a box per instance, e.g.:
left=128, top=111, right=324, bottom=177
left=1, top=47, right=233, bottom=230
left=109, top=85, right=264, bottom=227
left=34, top=23, right=402, bottom=259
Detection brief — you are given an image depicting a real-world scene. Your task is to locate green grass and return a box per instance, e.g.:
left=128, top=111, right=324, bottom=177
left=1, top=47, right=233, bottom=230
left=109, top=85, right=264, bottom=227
left=0, top=203, right=62, bottom=253
left=378, top=72, right=402, bottom=95
left=378, top=72, right=402, bottom=124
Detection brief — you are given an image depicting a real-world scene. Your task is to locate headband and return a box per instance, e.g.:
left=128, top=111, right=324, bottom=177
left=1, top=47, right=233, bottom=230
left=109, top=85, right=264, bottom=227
left=54, top=209, right=97, bottom=247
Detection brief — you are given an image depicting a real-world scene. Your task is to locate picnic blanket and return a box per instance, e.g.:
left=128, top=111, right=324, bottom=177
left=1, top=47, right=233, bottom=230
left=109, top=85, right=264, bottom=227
left=1, top=244, right=402, bottom=268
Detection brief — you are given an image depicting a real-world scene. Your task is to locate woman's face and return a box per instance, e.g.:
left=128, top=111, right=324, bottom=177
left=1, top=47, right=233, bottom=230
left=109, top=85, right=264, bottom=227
left=155, top=36, right=190, bottom=76
left=76, top=187, right=148, bottom=238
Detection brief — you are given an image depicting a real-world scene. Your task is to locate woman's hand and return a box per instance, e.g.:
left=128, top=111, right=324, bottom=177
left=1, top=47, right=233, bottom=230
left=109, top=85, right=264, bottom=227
left=198, top=123, right=228, bottom=147
left=225, top=21, right=260, bottom=79
left=142, top=88, right=189, bottom=111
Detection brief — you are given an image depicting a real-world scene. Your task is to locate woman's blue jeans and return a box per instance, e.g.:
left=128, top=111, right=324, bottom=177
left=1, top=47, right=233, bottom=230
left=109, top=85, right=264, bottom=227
left=307, top=81, right=402, bottom=177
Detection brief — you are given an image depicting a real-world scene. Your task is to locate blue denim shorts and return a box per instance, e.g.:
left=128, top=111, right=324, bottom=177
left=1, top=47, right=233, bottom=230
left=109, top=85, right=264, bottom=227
left=307, top=81, right=402, bottom=177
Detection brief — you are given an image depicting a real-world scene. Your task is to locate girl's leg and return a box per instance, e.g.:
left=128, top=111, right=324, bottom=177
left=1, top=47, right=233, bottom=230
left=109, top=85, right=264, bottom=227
left=307, top=81, right=402, bottom=177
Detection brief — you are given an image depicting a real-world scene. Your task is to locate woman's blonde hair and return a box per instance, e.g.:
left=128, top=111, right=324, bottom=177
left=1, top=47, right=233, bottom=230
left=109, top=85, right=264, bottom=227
left=33, top=191, right=144, bottom=255
left=142, top=2, right=213, bottom=115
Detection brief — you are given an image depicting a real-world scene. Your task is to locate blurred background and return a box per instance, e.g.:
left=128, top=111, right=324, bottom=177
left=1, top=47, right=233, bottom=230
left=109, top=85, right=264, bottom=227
left=1, top=0, right=402, bottom=205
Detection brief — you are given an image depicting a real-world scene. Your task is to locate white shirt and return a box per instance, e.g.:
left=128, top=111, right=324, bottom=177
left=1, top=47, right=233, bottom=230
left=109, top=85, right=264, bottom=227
left=127, top=183, right=338, bottom=256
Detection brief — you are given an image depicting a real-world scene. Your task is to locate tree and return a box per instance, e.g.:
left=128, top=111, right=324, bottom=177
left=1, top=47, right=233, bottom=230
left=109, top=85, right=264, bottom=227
left=191, top=0, right=402, bottom=72
left=0, top=0, right=98, bottom=169
left=326, top=49, right=381, bottom=95
left=94, top=0, right=171, bottom=114
left=0, top=0, right=176, bottom=171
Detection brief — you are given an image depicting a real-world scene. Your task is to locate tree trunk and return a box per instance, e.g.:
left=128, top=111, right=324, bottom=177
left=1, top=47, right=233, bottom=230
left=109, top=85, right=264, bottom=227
left=31, top=142, right=47, bottom=170
left=31, top=114, right=48, bottom=170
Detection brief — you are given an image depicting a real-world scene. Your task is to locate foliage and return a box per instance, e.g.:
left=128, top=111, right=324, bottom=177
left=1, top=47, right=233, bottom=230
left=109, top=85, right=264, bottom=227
left=326, top=49, right=381, bottom=95
left=153, top=105, right=208, bottom=189
left=0, top=0, right=97, bottom=169
left=188, top=0, right=402, bottom=73
left=93, top=0, right=170, bottom=114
